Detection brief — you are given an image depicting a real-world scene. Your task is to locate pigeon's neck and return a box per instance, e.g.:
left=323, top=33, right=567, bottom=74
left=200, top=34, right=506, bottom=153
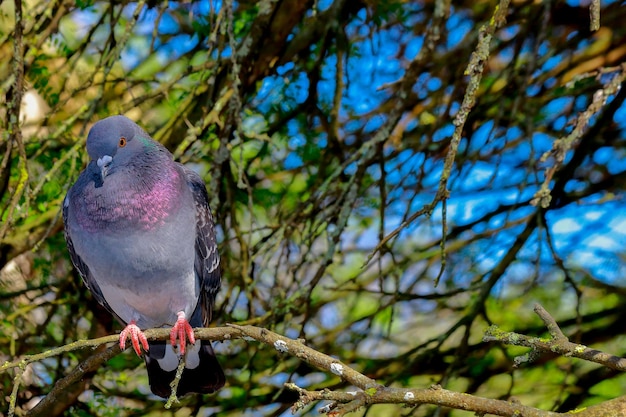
left=77, top=161, right=184, bottom=232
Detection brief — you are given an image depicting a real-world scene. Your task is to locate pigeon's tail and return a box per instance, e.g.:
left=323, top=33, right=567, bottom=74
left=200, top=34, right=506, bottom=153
left=145, top=340, right=225, bottom=398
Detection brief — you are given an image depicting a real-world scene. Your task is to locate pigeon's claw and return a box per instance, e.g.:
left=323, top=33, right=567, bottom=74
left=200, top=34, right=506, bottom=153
left=120, top=320, right=149, bottom=356
left=170, top=311, right=195, bottom=355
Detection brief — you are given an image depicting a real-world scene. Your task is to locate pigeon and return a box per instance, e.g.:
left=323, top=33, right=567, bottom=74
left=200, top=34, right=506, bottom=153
left=63, top=115, right=225, bottom=398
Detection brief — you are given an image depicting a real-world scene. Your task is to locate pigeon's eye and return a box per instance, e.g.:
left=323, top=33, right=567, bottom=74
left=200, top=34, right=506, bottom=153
left=118, top=137, right=127, bottom=148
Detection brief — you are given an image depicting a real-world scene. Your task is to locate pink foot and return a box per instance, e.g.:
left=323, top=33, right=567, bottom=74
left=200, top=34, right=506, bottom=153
left=170, top=311, right=195, bottom=355
left=119, top=320, right=149, bottom=356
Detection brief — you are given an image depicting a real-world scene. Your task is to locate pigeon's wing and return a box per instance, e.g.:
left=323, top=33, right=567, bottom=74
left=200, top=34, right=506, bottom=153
left=63, top=194, right=121, bottom=323
left=181, top=166, right=221, bottom=327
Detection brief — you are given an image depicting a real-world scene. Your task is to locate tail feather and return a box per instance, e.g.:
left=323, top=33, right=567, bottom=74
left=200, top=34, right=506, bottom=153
left=145, top=340, right=225, bottom=398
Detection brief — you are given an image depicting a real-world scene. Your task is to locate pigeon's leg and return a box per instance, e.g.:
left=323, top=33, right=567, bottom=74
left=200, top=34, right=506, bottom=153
left=120, top=320, right=149, bottom=356
left=170, top=311, right=195, bottom=355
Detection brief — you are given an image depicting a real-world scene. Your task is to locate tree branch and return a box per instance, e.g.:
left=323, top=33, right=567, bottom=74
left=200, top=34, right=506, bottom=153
left=4, top=321, right=626, bottom=416
left=285, top=382, right=566, bottom=417
left=1, top=0, right=29, bottom=243
left=484, top=303, right=626, bottom=372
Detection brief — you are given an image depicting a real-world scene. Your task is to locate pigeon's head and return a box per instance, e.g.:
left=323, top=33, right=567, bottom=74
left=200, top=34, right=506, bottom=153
left=86, top=115, right=160, bottom=179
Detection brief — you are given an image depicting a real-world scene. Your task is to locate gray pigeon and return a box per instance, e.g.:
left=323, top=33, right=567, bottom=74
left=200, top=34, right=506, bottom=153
left=63, top=115, right=225, bottom=398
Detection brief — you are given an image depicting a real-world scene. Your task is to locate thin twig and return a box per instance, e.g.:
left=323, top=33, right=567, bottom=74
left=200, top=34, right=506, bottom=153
left=365, top=0, right=511, bottom=269
left=532, top=65, right=626, bottom=208
left=590, top=0, right=600, bottom=31
left=533, top=303, right=567, bottom=341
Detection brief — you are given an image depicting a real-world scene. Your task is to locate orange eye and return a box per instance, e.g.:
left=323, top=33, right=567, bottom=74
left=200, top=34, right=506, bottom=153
left=119, top=137, right=127, bottom=147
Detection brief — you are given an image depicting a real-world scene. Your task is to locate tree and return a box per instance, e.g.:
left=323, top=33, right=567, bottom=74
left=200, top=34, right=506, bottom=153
left=2, top=0, right=626, bottom=416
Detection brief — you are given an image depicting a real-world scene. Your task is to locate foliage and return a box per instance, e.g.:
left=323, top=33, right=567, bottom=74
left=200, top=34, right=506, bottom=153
left=1, top=0, right=625, bottom=416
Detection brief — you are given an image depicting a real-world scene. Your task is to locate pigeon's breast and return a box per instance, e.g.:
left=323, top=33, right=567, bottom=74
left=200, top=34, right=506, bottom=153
left=70, top=189, right=199, bottom=326
left=73, top=165, right=184, bottom=232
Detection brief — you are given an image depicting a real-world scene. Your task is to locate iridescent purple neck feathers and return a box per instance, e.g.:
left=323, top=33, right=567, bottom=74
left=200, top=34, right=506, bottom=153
left=70, top=159, right=184, bottom=232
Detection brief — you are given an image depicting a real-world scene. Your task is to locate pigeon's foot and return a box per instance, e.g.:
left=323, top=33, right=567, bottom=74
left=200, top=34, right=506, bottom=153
left=170, top=311, right=195, bottom=355
left=120, top=320, right=149, bottom=356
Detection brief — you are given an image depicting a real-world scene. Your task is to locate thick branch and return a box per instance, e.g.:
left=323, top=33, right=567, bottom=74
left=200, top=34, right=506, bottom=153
left=4, top=322, right=626, bottom=416
left=285, top=382, right=563, bottom=417
left=26, top=345, right=118, bottom=417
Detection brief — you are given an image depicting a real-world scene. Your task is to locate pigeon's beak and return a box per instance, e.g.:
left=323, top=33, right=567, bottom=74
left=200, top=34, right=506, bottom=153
left=97, top=155, right=113, bottom=179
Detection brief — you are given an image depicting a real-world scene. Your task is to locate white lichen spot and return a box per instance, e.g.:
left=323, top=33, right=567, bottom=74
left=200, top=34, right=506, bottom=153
left=330, top=363, right=344, bottom=376
left=274, top=339, right=288, bottom=353
left=347, top=391, right=357, bottom=396
left=404, top=391, right=415, bottom=401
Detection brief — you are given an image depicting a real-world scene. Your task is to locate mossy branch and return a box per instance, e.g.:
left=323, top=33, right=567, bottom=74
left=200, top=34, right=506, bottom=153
left=484, top=303, right=626, bottom=371
left=4, top=322, right=626, bottom=417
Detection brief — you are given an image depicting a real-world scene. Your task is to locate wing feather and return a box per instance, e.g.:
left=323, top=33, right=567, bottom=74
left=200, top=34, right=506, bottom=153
left=181, top=167, right=221, bottom=327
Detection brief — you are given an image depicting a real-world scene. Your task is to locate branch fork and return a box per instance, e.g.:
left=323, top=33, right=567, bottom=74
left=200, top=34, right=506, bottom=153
left=483, top=303, right=626, bottom=371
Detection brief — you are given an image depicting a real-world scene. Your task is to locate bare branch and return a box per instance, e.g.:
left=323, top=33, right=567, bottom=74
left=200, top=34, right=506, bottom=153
left=532, top=64, right=626, bottom=208
left=286, top=382, right=564, bottom=417
left=4, top=322, right=626, bottom=416
left=590, top=0, right=601, bottom=31
left=484, top=304, right=626, bottom=372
